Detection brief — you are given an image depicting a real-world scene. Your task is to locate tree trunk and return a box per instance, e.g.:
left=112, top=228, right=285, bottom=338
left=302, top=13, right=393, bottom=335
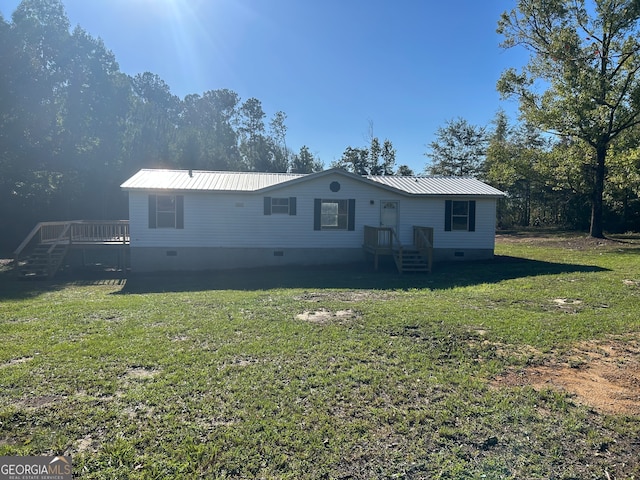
left=589, top=144, right=607, bottom=238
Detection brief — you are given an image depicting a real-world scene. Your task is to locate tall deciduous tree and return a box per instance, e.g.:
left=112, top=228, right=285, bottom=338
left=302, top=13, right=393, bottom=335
left=125, top=72, right=180, bottom=170
left=485, top=111, right=550, bottom=227
left=425, top=118, right=487, bottom=176
left=497, top=0, right=640, bottom=237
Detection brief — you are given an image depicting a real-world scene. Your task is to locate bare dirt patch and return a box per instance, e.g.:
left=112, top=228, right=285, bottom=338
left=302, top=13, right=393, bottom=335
left=19, top=395, right=62, bottom=409
left=496, top=231, right=639, bottom=250
left=296, top=308, right=360, bottom=324
left=0, top=357, right=34, bottom=368
left=123, top=367, right=159, bottom=380
left=295, top=290, right=396, bottom=303
left=493, top=337, right=640, bottom=415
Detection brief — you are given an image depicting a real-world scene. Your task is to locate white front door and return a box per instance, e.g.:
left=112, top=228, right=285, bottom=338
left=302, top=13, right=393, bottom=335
left=380, top=201, right=399, bottom=230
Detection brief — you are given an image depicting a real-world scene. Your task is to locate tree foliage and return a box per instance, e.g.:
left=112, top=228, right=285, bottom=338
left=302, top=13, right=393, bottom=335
left=497, top=0, right=640, bottom=237
left=425, top=118, right=487, bottom=177
left=332, top=124, right=399, bottom=175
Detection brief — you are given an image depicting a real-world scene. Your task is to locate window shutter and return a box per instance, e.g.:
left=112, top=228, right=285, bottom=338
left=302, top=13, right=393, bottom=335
left=148, top=195, right=157, bottom=229
left=468, top=200, right=476, bottom=232
left=313, top=199, right=321, bottom=230
left=263, top=197, right=271, bottom=215
left=444, top=200, right=452, bottom=231
left=348, top=199, right=356, bottom=231
left=176, top=195, right=184, bottom=229
left=289, top=197, right=296, bottom=216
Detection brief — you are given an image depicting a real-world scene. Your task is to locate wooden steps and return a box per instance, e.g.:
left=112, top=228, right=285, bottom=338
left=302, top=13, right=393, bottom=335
left=363, top=225, right=433, bottom=274
left=393, top=248, right=431, bottom=273
left=13, top=220, right=130, bottom=280
left=16, top=244, right=69, bottom=279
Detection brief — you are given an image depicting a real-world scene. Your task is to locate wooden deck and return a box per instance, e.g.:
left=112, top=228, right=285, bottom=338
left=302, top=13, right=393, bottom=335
left=363, top=225, right=433, bottom=273
left=14, top=220, right=129, bottom=279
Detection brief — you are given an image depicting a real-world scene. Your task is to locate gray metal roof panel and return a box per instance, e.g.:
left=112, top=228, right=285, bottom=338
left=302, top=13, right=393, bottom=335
left=120, top=169, right=305, bottom=192
left=121, top=169, right=505, bottom=196
left=365, top=175, right=505, bottom=196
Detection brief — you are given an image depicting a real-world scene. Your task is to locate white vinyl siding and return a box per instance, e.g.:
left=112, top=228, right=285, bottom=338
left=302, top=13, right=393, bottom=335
left=127, top=173, right=497, bottom=251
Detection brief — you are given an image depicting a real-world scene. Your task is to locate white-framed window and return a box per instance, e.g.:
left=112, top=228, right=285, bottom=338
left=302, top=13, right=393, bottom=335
left=271, top=198, right=290, bottom=214
left=314, top=198, right=355, bottom=231
left=149, top=194, right=184, bottom=229
left=264, top=197, right=297, bottom=215
left=452, top=201, right=469, bottom=231
left=322, top=200, right=347, bottom=229
left=445, top=200, right=475, bottom=232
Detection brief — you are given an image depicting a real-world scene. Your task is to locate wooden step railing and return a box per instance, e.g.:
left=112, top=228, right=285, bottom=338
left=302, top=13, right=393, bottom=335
left=363, top=225, right=433, bottom=273
left=14, top=220, right=130, bottom=278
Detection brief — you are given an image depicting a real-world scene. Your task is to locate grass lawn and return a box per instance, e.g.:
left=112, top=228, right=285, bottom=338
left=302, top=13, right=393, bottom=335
left=1, top=232, right=639, bottom=479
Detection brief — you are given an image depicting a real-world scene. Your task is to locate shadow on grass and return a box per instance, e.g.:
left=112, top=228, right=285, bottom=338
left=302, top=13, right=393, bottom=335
left=0, top=256, right=607, bottom=300
left=115, top=255, right=607, bottom=294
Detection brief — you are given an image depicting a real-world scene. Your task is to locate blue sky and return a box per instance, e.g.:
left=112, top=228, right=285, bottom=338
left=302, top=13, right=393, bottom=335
left=1, top=0, right=526, bottom=173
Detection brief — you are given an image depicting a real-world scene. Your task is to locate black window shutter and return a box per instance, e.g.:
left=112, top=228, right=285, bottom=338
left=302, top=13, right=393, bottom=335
left=444, top=200, right=452, bottom=231
left=468, top=200, right=476, bottom=232
left=264, top=197, right=271, bottom=215
left=348, top=199, right=356, bottom=231
left=289, top=197, right=296, bottom=216
left=313, top=199, right=321, bottom=230
left=148, top=195, right=157, bottom=229
left=176, top=195, right=184, bottom=229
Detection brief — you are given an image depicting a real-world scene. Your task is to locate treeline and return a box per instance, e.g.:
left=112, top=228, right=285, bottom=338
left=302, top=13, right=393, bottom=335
left=426, top=114, right=640, bottom=232
left=0, top=0, right=330, bottom=252
left=1, top=1, right=419, bottom=253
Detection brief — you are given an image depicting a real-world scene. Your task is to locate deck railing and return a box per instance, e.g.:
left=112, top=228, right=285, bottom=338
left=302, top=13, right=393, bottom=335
left=413, top=226, right=434, bottom=272
left=413, top=226, right=434, bottom=250
left=363, top=225, right=402, bottom=252
left=363, top=225, right=434, bottom=272
left=14, top=220, right=130, bottom=258
left=68, top=220, right=129, bottom=244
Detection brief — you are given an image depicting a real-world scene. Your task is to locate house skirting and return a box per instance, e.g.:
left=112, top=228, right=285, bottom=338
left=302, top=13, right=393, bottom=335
left=129, top=246, right=495, bottom=272
left=129, top=246, right=367, bottom=272
left=432, top=248, right=494, bottom=262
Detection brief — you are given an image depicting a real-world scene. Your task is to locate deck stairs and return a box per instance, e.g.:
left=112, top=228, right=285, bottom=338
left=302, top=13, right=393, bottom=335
left=393, top=247, right=431, bottom=273
left=363, top=225, right=433, bottom=274
left=16, top=243, right=69, bottom=279
left=13, top=220, right=130, bottom=279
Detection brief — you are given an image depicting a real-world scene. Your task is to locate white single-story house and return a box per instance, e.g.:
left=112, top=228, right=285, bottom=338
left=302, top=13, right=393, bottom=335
left=120, top=168, right=505, bottom=272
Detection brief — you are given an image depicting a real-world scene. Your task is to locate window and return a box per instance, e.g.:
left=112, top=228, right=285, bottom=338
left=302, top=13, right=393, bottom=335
left=445, top=200, right=475, bottom=232
left=149, top=194, right=184, bottom=229
left=271, top=198, right=290, bottom=214
left=452, top=201, right=469, bottom=230
left=314, top=199, right=355, bottom=230
left=263, top=197, right=297, bottom=215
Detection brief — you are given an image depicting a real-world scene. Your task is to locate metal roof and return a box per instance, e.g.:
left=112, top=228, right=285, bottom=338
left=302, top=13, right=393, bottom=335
left=120, top=169, right=306, bottom=192
left=365, top=175, right=505, bottom=196
left=121, top=168, right=505, bottom=197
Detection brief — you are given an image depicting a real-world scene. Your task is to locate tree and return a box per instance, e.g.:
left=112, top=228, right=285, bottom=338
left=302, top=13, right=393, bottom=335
left=268, top=111, right=291, bottom=172
left=177, top=89, right=241, bottom=170
left=238, top=97, right=267, bottom=171
left=425, top=117, right=487, bottom=176
left=497, top=0, right=640, bottom=237
left=396, top=165, right=414, bottom=176
left=485, top=111, right=551, bottom=227
left=125, top=72, right=180, bottom=170
left=291, top=145, right=323, bottom=173
left=333, top=128, right=397, bottom=175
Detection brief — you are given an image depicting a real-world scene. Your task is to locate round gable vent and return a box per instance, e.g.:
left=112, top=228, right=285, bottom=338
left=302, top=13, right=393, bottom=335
left=330, top=181, right=341, bottom=192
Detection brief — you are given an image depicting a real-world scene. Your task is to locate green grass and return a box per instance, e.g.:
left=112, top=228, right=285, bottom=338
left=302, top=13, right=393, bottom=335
left=1, top=233, right=639, bottom=479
